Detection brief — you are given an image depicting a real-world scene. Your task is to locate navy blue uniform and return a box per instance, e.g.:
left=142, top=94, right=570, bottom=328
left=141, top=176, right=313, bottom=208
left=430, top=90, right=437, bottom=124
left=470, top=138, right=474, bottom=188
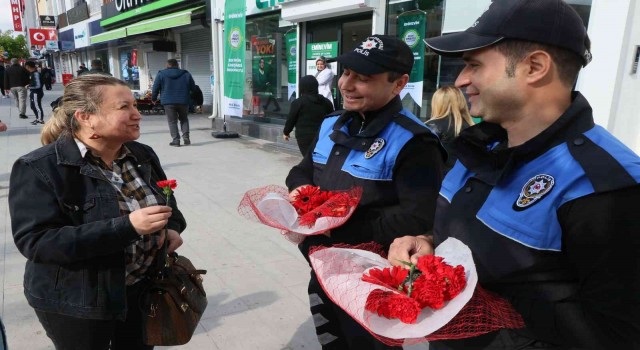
left=431, top=93, right=640, bottom=349
left=286, top=96, right=445, bottom=349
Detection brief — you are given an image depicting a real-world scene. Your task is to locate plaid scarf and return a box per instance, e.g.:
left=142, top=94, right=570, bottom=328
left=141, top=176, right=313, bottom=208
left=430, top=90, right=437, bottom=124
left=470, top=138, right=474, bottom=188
left=83, top=145, right=164, bottom=285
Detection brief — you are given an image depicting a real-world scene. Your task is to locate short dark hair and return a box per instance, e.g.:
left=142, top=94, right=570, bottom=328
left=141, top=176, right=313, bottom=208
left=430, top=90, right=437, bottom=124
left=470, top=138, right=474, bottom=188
left=25, top=61, right=36, bottom=68
left=91, top=59, right=103, bottom=68
left=167, top=59, right=179, bottom=67
left=493, top=39, right=583, bottom=86
left=386, top=71, right=404, bottom=83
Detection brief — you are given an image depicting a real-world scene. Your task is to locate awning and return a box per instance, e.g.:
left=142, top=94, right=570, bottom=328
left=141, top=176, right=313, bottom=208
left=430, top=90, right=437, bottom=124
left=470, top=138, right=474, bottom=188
left=90, top=27, right=126, bottom=45
left=126, top=6, right=205, bottom=36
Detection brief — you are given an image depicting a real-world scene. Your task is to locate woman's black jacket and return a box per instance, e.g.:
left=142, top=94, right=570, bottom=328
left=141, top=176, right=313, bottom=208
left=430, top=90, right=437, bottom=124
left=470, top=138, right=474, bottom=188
left=8, top=134, right=186, bottom=320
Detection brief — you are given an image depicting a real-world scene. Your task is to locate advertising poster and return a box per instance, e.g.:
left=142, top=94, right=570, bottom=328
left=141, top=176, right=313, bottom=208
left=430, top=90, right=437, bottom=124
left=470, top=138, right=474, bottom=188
left=251, top=34, right=278, bottom=97
left=398, top=11, right=426, bottom=107
left=120, top=49, right=140, bottom=90
left=285, top=31, right=297, bottom=100
left=223, top=0, right=246, bottom=117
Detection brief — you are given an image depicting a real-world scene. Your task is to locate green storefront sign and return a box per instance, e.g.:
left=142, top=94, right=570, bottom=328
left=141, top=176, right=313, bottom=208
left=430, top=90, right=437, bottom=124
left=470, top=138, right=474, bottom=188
left=306, top=41, right=338, bottom=59
left=397, top=11, right=426, bottom=107
left=256, top=0, right=285, bottom=9
left=223, top=0, right=246, bottom=117
left=285, top=31, right=297, bottom=100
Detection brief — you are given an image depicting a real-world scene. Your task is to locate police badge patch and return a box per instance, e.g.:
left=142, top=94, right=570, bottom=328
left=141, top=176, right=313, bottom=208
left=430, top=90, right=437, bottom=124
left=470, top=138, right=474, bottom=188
left=364, top=138, right=385, bottom=159
left=513, top=174, right=555, bottom=211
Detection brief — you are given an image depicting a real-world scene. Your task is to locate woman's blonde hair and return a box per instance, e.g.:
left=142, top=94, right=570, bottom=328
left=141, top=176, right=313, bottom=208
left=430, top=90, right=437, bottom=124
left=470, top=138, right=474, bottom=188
left=41, top=74, right=129, bottom=145
left=429, top=86, right=475, bottom=137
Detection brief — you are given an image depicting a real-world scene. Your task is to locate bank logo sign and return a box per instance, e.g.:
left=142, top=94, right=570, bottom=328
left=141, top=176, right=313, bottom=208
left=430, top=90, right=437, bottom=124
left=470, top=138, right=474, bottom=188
left=256, top=0, right=285, bottom=9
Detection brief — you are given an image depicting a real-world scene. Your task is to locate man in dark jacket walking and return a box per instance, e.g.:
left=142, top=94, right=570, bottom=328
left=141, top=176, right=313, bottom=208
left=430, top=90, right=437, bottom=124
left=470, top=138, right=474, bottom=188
left=152, top=59, right=196, bottom=146
left=4, top=58, right=30, bottom=118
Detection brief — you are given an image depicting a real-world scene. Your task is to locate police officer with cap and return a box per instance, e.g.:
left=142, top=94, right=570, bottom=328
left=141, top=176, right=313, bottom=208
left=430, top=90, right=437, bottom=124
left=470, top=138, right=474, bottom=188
left=388, top=0, right=640, bottom=348
left=286, top=35, right=445, bottom=349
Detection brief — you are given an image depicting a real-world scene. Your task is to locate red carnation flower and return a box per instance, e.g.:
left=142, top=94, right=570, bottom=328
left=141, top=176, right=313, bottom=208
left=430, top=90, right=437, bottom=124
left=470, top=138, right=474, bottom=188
left=362, top=266, right=409, bottom=291
left=156, top=179, right=177, bottom=189
left=365, top=289, right=422, bottom=324
left=412, top=274, right=446, bottom=309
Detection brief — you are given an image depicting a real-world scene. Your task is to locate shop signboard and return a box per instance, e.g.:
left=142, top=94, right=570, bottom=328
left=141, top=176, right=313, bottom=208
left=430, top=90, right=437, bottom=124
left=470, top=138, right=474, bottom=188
left=255, top=0, right=285, bottom=9
left=40, top=15, right=56, bottom=27
left=45, top=40, right=58, bottom=50
left=10, top=0, right=22, bottom=32
left=223, top=0, right=246, bottom=117
left=72, top=22, right=90, bottom=48
left=306, top=41, right=338, bottom=77
left=285, top=31, right=297, bottom=100
left=398, top=11, right=426, bottom=107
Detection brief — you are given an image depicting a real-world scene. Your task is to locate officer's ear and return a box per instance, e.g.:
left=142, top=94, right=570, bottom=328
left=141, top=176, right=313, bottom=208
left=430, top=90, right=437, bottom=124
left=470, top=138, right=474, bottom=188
left=391, top=73, right=410, bottom=95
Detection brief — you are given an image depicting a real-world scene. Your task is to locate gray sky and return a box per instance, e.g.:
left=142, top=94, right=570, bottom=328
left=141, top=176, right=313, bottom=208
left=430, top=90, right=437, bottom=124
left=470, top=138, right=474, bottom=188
left=0, top=0, right=24, bottom=34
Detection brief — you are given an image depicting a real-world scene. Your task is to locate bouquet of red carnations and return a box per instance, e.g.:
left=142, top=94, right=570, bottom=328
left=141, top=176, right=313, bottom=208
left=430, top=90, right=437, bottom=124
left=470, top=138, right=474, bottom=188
left=308, top=238, right=524, bottom=346
left=238, top=185, right=362, bottom=243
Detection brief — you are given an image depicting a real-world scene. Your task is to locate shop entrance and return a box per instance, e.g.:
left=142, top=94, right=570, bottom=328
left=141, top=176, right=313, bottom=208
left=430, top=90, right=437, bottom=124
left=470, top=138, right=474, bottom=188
left=306, top=15, right=372, bottom=109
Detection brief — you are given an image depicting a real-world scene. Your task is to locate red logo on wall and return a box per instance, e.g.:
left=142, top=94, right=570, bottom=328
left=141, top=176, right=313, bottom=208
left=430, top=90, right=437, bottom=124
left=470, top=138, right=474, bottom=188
left=10, top=0, right=22, bottom=32
left=29, top=29, right=58, bottom=46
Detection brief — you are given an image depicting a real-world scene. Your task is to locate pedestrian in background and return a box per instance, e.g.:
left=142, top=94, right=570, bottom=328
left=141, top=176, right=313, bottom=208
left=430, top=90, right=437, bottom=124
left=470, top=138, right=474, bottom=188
left=76, top=63, right=88, bottom=76
left=152, top=58, right=196, bottom=146
left=41, top=66, right=53, bottom=90
left=8, top=75, right=186, bottom=350
left=286, top=35, right=445, bottom=350
left=425, top=86, right=474, bottom=172
left=283, top=75, right=334, bottom=155
left=314, top=56, right=335, bottom=108
left=79, top=59, right=111, bottom=76
left=4, top=58, right=29, bottom=119
left=0, top=64, right=6, bottom=98
left=389, top=0, right=640, bottom=348
left=25, top=61, right=45, bottom=125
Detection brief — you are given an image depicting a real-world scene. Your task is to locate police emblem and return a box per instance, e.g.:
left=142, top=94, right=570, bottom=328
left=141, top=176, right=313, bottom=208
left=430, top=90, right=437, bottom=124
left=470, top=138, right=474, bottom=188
left=364, top=138, right=385, bottom=159
left=513, top=174, right=555, bottom=210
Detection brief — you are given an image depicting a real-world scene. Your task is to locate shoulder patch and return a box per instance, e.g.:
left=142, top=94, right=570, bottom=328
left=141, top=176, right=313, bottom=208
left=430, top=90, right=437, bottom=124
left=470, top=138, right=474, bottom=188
left=365, top=138, right=385, bottom=159
left=513, top=174, right=555, bottom=211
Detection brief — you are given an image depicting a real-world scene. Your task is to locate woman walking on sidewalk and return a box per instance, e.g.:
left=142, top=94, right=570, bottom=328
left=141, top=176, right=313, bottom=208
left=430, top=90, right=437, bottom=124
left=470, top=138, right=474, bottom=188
left=25, top=61, right=44, bottom=124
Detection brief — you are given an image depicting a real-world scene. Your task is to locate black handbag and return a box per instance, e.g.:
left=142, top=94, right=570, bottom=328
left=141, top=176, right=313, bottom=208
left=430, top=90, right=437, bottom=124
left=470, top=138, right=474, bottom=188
left=140, top=229, right=207, bottom=345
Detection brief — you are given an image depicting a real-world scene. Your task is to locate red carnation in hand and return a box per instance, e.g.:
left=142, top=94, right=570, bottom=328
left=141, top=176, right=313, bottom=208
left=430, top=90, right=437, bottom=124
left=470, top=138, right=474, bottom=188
left=362, top=266, right=409, bottom=292
left=156, top=179, right=178, bottom=203
left=412, top=274, right=446, bottom=309
left=365, top=289, right=422, bottom=324
left=156, top=179, right=177, bottom=189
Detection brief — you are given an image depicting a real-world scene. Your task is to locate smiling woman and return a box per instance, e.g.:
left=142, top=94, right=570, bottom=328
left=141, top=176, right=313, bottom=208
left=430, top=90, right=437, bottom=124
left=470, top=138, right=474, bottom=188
left=8, top=74, right=187, bottom=350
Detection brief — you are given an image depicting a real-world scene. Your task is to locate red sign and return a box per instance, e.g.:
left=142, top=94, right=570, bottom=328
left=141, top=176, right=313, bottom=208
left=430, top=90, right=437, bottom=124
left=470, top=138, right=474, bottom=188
left=131, top=49, right=137, bottom=66
left=62, top=74, right=73, bottom=86
left=29, top=28, right=58, bottom=46
left=10, top=0, right=22, bottom=32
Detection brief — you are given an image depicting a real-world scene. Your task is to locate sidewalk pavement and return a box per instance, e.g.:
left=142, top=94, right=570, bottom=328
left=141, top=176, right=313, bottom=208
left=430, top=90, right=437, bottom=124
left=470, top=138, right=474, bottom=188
left=0, top=84, right=428, bottom=350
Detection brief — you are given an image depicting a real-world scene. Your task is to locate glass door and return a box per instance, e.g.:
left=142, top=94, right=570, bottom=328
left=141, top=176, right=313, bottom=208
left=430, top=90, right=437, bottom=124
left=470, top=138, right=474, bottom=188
left=306, top=15, right=372, bottom=109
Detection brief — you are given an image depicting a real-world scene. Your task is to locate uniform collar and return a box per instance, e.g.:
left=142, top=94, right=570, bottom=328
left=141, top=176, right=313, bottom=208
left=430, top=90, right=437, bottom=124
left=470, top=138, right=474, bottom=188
left=330, top=96, right=403, bottom=151
left=454, top=92, right=595, bottom=184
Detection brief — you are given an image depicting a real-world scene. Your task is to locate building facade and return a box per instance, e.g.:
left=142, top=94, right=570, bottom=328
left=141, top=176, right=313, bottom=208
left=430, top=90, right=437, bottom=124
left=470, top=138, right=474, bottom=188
left=211, top=0, right=640, bottom=155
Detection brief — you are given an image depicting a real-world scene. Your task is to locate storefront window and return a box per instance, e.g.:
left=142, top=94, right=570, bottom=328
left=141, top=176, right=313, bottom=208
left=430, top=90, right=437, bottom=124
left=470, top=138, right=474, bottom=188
left=118, top=47, right=140, bottom=90
left=244, top=13, right=293, bottom=122
left=386, top=0, right=592, bottom=121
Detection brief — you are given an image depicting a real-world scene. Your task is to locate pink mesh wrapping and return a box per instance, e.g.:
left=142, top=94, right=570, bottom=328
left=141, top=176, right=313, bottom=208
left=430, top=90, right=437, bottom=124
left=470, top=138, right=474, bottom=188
left=238, top=185, right=362, bottom=243
left=309, top=242, right=525, bottom=346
